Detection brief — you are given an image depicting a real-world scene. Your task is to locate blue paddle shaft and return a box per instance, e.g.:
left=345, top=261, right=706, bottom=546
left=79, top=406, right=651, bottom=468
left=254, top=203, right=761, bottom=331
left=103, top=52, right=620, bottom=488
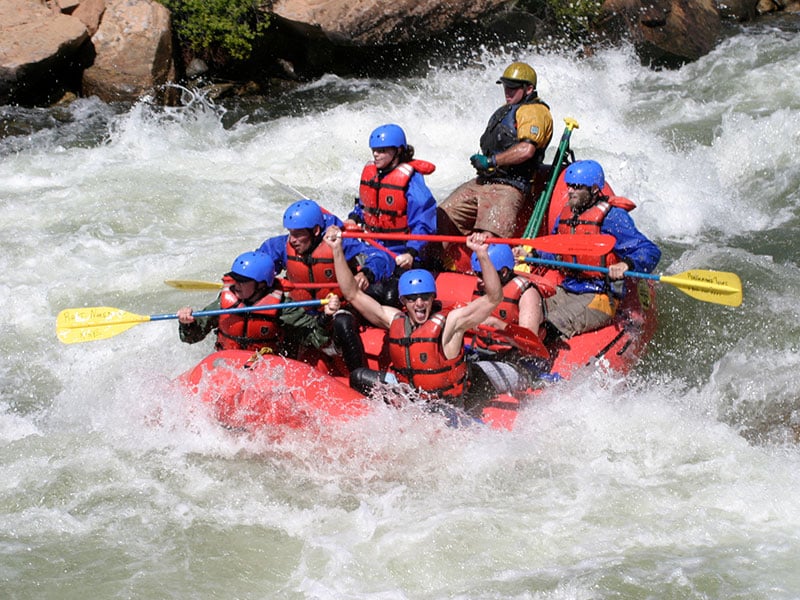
left=524, top=257, right=656, bottom=281
left=148, top=299, right=324, bottom=322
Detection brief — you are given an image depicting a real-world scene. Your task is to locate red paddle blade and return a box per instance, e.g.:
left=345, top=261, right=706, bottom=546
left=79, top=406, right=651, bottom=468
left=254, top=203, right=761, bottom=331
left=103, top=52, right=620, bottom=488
left=341, top=231, right=616, bottom=258
left=475, top=324, right=549, bottom=359
left=501, top=324, right=550, bottom=359
left=278, top=279, right=336, bottom=290
left=525, top=234, right=616, bottom=257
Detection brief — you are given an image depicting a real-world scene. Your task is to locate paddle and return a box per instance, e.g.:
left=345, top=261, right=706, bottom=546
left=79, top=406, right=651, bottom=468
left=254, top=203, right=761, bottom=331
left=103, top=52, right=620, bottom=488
left=270, top=176, right=399, bottom=260
left=56, top=299, right=327, bottom=344
left=523, top=117, right=579, bottom=239
left=522, top=256, right=742, bottom=307
left=165, top=279, right=224, bottom=291
left=475, top=324, right=549, bottom=359
left=164, top=279, right=334, bottom=292
left=341, top=231, right=616, bottom=257
left=271, top=177, right=316, bottom=203
left=343, top=224, right=399, bottom=259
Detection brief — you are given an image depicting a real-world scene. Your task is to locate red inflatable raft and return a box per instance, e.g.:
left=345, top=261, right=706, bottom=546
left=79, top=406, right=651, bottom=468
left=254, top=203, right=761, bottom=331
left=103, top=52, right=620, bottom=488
left=180, top=349, right=371, bottom=431
left=178, top=174, right=658, bottom=432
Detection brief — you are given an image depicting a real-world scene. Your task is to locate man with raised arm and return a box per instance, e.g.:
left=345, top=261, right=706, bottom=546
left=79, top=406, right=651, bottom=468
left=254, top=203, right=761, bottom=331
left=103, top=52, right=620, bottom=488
left=325, top=227, right=531, bottom=411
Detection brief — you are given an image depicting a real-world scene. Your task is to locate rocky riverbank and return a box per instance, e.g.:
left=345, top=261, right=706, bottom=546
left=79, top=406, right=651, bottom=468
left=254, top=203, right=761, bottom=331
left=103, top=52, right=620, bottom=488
left=1, top=0, right=798, bottom=107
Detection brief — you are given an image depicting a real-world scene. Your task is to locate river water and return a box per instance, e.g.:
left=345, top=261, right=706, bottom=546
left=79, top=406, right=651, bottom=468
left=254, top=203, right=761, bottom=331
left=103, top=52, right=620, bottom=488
left=2, top=18, right=800, bottom=599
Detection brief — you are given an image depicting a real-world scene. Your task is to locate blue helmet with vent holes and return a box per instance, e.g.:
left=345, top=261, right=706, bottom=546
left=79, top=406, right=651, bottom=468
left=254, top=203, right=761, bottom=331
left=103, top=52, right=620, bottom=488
left=471, top=244, right=515, bottom=273
left=369, top=124, right=406, bottom=149
left=564, top=160, right=605, bottom=189
left=398, top=269, right=436, bottom=297
left=283, top=199, right=325, bottom=231
left=227, top=252, right=275, bottom=286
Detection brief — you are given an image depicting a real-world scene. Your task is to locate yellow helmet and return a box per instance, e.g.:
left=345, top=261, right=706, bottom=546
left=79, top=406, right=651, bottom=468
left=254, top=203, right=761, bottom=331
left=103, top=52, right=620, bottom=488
left=497, top=62, right=537, bottom=89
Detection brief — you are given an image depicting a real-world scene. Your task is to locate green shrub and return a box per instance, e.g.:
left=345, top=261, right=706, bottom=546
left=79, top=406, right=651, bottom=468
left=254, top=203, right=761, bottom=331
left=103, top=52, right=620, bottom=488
left=158, top=0, right=270, bottom=61
left=550, top=0, right=603, bottom=34
left=518, top=0, right=603, bottom=39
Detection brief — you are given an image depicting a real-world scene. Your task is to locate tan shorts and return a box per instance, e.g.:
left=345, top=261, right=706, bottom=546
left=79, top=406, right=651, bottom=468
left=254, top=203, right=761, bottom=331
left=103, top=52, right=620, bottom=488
left=437, top=179, right=528, bottom=238
left=544, top=287, right=618, bottom=339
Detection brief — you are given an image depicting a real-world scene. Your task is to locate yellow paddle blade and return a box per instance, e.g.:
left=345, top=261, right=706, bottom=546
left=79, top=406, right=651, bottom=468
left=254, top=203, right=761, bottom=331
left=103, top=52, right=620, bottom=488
left=56, top=307, right=151, bottom=344
left=164, top=279, right=223, bottom=291
left=663, top=269, right=743, bottom=307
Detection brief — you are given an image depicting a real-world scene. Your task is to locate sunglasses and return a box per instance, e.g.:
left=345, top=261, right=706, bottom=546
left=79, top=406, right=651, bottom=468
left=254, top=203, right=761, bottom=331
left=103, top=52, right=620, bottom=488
left=566, top=183, right=590, bottom=191
left=401, top=292, right=434, bottom=303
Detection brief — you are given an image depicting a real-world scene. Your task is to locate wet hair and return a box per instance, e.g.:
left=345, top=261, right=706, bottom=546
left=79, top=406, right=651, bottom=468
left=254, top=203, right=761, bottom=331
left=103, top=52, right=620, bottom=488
left=398, top=145, right=415, bottom=162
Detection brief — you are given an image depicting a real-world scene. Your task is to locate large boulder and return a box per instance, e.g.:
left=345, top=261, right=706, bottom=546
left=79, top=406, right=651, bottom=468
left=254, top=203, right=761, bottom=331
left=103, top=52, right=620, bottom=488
left=0, top=0, right=89, bottom=105
left=73, top=0, right=107, bottom=36
left=757, top=0, right=800, bottom=12
left=714, top=0, right=758, bottom=20
left=599, top=0, right=722, bottom=67
left=82, top=0, right=175, bottom=103
left=270, top=0, right=730, bottom=72
left=271, top=0, right=509, bottom=45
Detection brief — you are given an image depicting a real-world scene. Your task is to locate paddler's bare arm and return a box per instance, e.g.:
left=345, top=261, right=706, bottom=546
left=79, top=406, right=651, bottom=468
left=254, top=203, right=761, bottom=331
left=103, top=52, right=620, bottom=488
left=517, top=286, right=544, bottom=335
left=324, top=225, right=398, bottom=329
left=493, top=140, right=537, bottom=168
left=441, top=232, right=502, bottom=357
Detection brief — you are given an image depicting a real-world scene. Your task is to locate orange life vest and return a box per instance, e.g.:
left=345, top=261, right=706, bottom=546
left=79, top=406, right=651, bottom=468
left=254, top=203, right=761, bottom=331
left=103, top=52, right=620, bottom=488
left=284, top=240, right=341, bottom=301
left=387, top=311, right=467, bottom=399
left=472, top=275, right=533, bottom=324
left=555, top=196, right=635, bottom=277
left=216, top=288, right=284, bottom=352
left=470, top=276, right=533, bottom=352
left=359, top=160, right=436, bottom=234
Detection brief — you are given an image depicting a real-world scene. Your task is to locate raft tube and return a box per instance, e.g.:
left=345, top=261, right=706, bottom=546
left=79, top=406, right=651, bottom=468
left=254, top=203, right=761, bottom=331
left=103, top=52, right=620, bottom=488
left=178, top=170, right=657, bottom=433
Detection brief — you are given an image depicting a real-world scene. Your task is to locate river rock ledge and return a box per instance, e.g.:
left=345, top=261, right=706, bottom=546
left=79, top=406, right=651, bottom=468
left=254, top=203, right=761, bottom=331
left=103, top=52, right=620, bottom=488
left=1, top=0, right=795, bottom=107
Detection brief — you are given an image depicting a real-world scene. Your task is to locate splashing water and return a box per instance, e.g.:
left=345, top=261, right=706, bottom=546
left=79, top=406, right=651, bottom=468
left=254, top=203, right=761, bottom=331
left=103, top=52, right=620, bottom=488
left=2, top=25, right=800, bottom=598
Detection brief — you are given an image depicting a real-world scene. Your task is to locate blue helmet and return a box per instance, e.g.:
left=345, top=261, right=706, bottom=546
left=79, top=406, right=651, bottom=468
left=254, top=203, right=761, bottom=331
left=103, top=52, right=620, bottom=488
left=564, top=160, right=605, bottom=189
left=369, top=124, right=406, bottom=149
left=471, top=244, right=515, bottom=273
left=283, top=199, right=325, bottom=231
left=398, top=269, right=436, bottom=297
left=228, top=251, right=275, bottom=286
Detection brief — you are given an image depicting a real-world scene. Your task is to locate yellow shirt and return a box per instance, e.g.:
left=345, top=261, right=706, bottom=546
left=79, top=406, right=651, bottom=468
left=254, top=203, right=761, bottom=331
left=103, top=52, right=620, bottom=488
left=516, top=103, right=553, bottom=150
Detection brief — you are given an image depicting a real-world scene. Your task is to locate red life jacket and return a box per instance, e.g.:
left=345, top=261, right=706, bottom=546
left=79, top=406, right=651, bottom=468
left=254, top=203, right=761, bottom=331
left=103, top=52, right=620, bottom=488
left=216, top=288, right=284, bottom=352
left=387, top=311, right=467, bottom=399
left=473, top=275, right=533, bottom=323
left=555, top=196, right=635, bottom=277
left=284, top=239, right=341, bottom=301
left=359, top=160, right=436, bottom=234
left=470, top=276, right=533, bottom=352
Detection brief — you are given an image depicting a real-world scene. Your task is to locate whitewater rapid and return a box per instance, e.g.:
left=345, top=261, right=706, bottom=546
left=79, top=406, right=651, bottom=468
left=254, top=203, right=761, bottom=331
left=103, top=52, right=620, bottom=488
left=2, top=21, right=800, bottom=598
